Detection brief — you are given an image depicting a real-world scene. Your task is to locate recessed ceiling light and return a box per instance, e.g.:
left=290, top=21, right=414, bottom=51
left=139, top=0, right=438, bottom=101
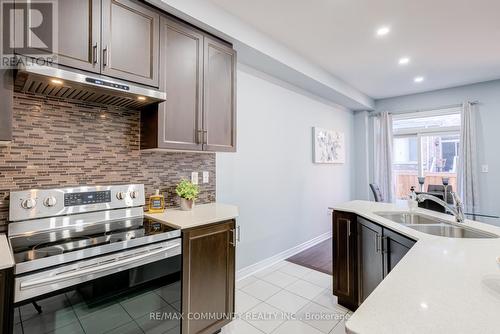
left=414, top=76, right=424, bottom=83
left=51, top=79, right=63, bottom=85
left=376, top=26, right=390, bottom=37
left=398, top=57, right=410, bottom=65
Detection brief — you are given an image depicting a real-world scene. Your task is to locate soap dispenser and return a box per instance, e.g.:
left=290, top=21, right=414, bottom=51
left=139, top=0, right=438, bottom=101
left=148, top=189, right=165, bottom=213
left=408, top=186, right=418, bottom=211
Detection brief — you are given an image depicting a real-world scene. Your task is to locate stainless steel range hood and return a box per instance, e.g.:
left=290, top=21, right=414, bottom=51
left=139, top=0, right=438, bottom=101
left=14, top=65, right=166, bottom=109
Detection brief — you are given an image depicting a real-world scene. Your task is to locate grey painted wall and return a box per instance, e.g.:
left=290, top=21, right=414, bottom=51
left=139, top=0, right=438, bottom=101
left=370, top=79, right=500, bottom=225
left=217, top=64, right=354, bottom=270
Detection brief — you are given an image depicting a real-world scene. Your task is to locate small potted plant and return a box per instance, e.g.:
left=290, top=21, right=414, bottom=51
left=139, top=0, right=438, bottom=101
left=175, top=179, right=199, bottom=211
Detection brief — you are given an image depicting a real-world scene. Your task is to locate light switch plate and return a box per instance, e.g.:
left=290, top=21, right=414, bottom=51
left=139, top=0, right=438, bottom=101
left=482, top=165, right=489, bottom=173
left=202, top=171, right=209, bottom=184
left=191, top=172, right=199, bottom=185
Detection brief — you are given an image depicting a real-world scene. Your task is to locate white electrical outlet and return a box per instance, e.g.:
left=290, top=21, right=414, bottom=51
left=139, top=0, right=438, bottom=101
left=482, top=165, right=489, bottom=173
left=191, top=172, right=199, bottom=185
left=203, top=171, right=209, bottom=184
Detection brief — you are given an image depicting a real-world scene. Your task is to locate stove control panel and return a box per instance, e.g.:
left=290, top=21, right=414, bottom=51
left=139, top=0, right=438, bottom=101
left=9, top=184, right=145, bottom=222
left=64, top=191, right=111, bottom=207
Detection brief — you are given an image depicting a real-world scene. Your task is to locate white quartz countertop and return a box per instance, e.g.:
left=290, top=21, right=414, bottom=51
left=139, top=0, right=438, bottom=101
left=0, top=234, right=15, bottom=270
left=144, top=203, right=239, bottom=229
left=330, top=201, right=500, bottom=334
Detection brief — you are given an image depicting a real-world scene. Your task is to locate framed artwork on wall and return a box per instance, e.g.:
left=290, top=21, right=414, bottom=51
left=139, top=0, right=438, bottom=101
left=313, top=127, right=345, bottom=164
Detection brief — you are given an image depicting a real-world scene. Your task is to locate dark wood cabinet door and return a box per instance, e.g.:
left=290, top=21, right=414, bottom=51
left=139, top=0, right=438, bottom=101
left=332, top=211, right=357, bottom=309
left=0, top=268, right=14, bottom=334
left=0, top=70, right=13, bottom=143
left=101, top=0, right=159, bottom=86
left=357, top=217, right=384, bottom=304
left=182, top=221, right=236, bottom=334
left=157, top=17, right=203, bottom=150
left=203, top=37, right=236, bottom=152
left=55, top=0, right=101, bottom=73
left=383, top=228, right=416, bottom=277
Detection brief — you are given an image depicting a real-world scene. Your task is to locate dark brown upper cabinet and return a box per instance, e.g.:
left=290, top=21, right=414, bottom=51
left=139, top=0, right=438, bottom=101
left=141, top=16, right=237, bottom=152
left=156, top=17, right=204, bottom=151
left=54, top=0, right=101, bottom=73
left=182, top=220, right=236, bottom=334
left=203, top=36, right=237, bottom=152
left=0, top=70, right=13, bottom=143
left=16, top=0, right=160, bottom=87
left=101, top=0, right=160, bottom=86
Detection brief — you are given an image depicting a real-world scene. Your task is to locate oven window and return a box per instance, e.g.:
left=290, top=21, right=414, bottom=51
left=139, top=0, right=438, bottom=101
left=13, top=256, right=181, bottom=334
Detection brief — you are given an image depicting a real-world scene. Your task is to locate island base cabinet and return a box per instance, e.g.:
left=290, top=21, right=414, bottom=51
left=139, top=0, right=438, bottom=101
left=357, top=217, right=384, bottom=304
left=383, top=228, right=416, bottom=276
left=182, top=221, right=236, bottom=334
left=357, top=217, right=416, bottom=304
left=333, top=212, right=416, bottom=309
left=332, top=211, right=358, bottom=310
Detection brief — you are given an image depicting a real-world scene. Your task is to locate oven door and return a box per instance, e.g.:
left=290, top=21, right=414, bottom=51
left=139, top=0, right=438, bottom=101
left=13, top=239, right=182, bottom=334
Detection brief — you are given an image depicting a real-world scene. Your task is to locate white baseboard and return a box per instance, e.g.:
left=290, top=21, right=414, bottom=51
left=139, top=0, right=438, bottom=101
left=236, top=231, right=332, bottom=281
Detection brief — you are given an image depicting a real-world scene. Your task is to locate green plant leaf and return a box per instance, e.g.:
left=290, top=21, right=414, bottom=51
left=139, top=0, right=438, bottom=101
left=175, top=179, right=199, bottom=200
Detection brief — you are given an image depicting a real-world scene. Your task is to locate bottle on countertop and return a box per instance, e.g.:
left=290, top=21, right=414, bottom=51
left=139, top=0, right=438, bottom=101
left=148, top=189, right=165, bottom=213
left=408, top=186, right=418, bottom=211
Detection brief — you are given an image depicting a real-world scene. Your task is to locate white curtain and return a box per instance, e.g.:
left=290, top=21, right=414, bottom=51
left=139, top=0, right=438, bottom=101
left=374, top=112, right=394, bottom=202
left=457, top=102, right=479, bottom=213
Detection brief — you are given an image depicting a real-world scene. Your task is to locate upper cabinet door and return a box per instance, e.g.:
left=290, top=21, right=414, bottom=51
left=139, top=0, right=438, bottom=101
left=52, top=0, right=101, bottom=73
left=157, top=17, right=203, bottom=151
left=203, top=37, right=236, bottom=152
left=101, top=0, right=159, bottom=87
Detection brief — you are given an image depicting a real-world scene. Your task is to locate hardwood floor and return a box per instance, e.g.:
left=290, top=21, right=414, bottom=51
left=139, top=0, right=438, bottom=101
left=286, top=238, right=332, bottom=275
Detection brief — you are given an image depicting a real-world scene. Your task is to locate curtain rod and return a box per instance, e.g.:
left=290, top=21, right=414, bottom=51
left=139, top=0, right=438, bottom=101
left=369, top=100, right=479, bottom=117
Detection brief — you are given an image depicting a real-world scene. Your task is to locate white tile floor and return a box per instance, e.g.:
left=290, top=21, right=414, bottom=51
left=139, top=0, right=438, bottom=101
left=225, top=261, right=352, bottom=334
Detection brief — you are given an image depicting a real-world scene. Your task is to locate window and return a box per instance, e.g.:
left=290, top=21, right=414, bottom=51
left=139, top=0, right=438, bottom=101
left=392, top=108, right=461, bottom=200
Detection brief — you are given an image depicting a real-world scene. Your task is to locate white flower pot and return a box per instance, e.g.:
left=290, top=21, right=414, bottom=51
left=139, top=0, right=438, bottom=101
left=180, top=198, right=195, bottom=211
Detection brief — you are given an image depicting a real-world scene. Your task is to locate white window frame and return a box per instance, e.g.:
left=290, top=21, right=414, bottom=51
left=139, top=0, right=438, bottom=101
left=392, top=107, right=461, bottom=178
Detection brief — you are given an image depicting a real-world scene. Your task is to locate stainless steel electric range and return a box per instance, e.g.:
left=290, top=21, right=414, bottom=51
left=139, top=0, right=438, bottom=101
left=8, top=184, right=181, bottom=334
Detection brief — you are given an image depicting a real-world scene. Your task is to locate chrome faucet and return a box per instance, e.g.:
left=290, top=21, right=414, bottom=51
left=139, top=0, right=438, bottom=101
left=416, top=192, right=466, bottom=224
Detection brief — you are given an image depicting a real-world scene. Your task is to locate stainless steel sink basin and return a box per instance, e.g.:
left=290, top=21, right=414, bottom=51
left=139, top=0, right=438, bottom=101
left=375, top=212, right=447, bottom=225
left=409, top=224, right=497, bottom=238
left=374, top=212, right=498, bottom=239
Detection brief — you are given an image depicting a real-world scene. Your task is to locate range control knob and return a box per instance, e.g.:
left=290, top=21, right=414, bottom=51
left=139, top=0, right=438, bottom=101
left=43, top=196, right=57, bottom=207
left=116, top=192, right=127, bottom=200
left=129, top=191, right=138, bottom=199
left=21, top=198, right=37, bottom=210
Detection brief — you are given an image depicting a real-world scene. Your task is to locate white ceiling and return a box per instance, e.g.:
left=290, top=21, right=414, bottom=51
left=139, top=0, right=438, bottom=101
left=207, top=0, right=500, bottom=99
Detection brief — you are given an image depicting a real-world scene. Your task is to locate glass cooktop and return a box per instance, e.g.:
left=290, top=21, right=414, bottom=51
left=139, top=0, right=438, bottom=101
left=10, top=218, right=177, bottom=264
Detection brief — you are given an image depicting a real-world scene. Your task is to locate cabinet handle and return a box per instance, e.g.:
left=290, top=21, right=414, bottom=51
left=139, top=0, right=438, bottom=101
left=230, top=229, right=236, bottom=247
left=375, top=234, right=381, bottom=253
left=347, top=220, right=351, bottom=237
left=103, top=46, right=108, bottom=67
left=196, top=129, right=203, bottom=144
left=92, top=43, right=98, bottom=64
left=203, top=130, right=208, bottom=145
left=237, top=225, right=241, bottom=242
left=381, top=236, right=388, bottom=254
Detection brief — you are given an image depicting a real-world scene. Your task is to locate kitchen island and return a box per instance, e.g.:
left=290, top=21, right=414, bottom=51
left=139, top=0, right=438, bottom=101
left=331, top=201, right=500, bottom=334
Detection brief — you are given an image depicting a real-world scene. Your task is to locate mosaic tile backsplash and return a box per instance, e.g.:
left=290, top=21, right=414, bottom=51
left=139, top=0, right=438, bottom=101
left=0, top=93, right=216, bottom=230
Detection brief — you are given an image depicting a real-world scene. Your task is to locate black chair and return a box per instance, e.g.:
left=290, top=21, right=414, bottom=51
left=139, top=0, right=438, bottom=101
left=370, top=183, right=385, bottom=202
left=416, top=184, right=454, bottom=213
left=427, top=184, right=454, bottom=204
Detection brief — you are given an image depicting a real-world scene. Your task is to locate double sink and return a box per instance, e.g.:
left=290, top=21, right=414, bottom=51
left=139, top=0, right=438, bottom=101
left=375, top=212, right=498, bottom=239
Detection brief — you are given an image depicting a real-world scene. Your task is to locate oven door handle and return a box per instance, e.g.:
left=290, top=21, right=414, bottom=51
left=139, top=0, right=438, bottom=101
left=20, top=243, right=180, bottom=291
